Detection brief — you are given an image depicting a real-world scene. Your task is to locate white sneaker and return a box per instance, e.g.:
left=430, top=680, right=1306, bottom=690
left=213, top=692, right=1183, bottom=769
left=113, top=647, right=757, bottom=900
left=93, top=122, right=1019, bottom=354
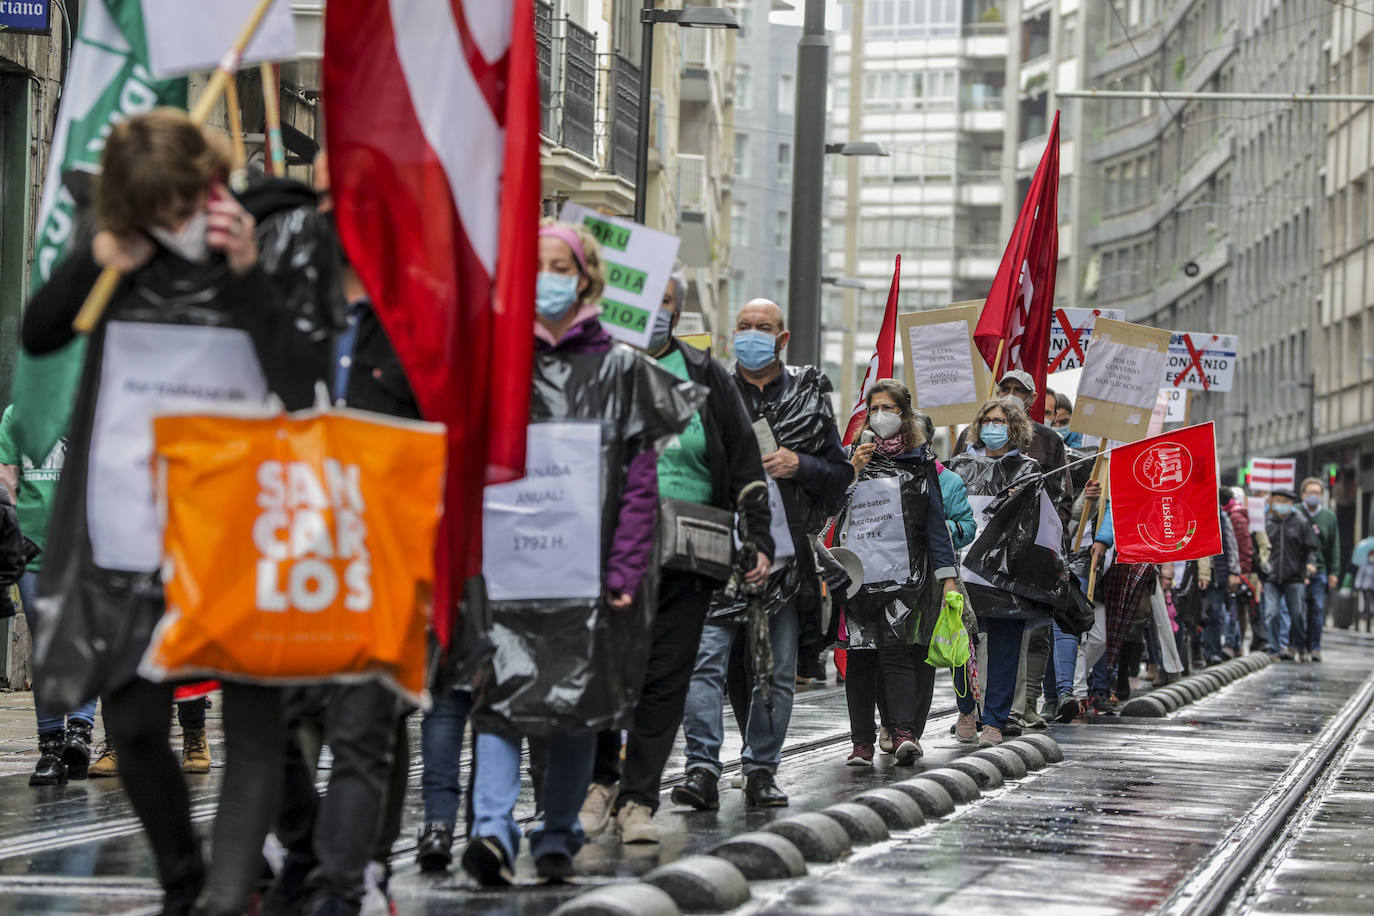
left=578, top=782, right=618, bottom=836
left=616, top=800, right=661, bottom=844
left=359, top=860, right=394, bottom=916
left=878, top=727, right=894, bottom=755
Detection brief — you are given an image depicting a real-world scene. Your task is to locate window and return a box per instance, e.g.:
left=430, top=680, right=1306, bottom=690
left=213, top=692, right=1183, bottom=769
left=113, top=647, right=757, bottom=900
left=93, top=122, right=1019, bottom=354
left=775, top=209, right=790, bottom=249
left=733, top=133, right=750, bottom=178
left=731, top=200, right=749, bottom=248
left=777, top=143, right=792, bottom=182
left=735, top=64, right=752, bottom=111
left=779, top=74, right=794, bottom=114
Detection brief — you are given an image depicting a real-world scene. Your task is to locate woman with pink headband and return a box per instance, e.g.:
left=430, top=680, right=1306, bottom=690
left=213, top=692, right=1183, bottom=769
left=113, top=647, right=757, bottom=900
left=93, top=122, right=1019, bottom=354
left=459, top=219, right=700, bottom=886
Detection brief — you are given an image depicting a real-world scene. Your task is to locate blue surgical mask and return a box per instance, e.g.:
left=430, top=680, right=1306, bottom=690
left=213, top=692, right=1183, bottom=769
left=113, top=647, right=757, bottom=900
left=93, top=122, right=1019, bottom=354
left=1273, top=503, right=1294, bottom=517
left=535, top=271, right=580, bottom=320
left=1303, top=493, right=1322, bottom=510
left=646, top=308, right=674, bottom=353
left=734, top=329, right=779, bottom=371
left=980, top=424, right=1010, bottom=450
left=1054, top=425, right=1071, bottom=440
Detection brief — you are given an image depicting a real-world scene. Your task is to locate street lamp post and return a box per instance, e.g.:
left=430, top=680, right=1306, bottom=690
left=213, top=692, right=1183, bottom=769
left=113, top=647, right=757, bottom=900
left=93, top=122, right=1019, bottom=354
left=633, top=3, right=739, bottom=225
left=785, top=0, right=829, bottom=368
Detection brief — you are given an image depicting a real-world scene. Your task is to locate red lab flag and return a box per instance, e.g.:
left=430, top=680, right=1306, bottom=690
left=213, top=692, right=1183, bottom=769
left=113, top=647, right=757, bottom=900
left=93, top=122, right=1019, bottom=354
left=842, top=255, right=900, bottom=446
left=975, top=111, right=1060, bottom=422
left=1109, top=422, right=1223, bottom=564
left=324, top=1, right=540, bottom=646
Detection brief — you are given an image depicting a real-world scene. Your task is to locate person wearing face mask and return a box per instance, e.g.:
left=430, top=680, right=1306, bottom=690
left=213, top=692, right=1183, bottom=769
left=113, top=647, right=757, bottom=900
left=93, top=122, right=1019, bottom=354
left=579, top=267, right=773, bottom=845
left=1051, top=392, right=1083, bottom=448
left=675, top=299, right=852, bottom=810
left=838, top=381, right=959, bottom=766
left=460, top=220, right=699, bottom=886
left=21, top=110, right=327, bottom=916
left=1295, top=478, right=1340, bottom=662
left=1262, top=489, right=1319, bottom=660
left=947, top=397, right=1056, bottom=747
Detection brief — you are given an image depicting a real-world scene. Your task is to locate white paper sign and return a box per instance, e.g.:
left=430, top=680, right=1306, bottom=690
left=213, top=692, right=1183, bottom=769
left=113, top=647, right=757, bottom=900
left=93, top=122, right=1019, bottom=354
left=482, top=422, right=603, bottom=601
left=1079, top=337, right=1168, bottom=410
left=1165, top=332, right=1238, bottom=392
left=842, top=476, right=909, bottom=583
left=89, top=322, right=269, bottom=572
left=1247, top=497, right=1267, bottom=533
left=558, top=203, right=681, bottom=349
left=1163, top=387, right=1188, bottom=423
left=142, top=0, right=299, bottom=79
left=1047, top=308, right=1124, bottom=372
left=910, top=320, right=978, bottom=409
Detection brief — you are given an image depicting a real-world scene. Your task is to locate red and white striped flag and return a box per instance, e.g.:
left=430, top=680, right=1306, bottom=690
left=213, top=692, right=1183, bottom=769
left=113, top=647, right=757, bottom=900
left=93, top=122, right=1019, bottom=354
left=842, top=255, right=900, bottom=446
left=1250, top=457, right=1296, bottom=492
left=324, top=1, right=539, bottom=646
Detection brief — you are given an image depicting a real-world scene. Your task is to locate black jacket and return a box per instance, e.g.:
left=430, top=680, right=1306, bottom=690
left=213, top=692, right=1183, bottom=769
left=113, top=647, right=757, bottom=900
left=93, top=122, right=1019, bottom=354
left=955, top=419, right=1072, bottom=523
left=671, top=341, right=774, bottom=562
left=1266, top=510, right=1319, bottom=585
left=337, top=305, right=422, bottom=421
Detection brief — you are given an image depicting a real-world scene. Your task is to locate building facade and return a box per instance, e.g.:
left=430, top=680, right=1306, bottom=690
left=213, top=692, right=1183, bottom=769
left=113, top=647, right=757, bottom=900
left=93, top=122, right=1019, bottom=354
left=727, top=0, right=800, bottom=322
left=824, top=0, right=1008, bottom=388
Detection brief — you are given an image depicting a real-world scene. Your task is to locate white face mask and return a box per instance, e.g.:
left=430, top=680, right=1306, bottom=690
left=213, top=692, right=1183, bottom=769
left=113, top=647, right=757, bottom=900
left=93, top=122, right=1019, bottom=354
left=868, top=411, right=902, bottom=439
left=149, top=209, right=210, bottom=263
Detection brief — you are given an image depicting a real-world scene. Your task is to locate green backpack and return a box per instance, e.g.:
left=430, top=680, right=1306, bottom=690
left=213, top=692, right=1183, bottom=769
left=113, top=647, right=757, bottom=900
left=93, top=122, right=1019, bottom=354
left=926, top=590, right=971, bottom=669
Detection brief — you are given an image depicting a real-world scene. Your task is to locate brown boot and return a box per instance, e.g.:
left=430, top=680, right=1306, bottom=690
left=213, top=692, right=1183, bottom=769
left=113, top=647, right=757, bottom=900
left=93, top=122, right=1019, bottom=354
left=87, top=741, right=118, bottom=778
left=181, top=727, right=210, bottom=774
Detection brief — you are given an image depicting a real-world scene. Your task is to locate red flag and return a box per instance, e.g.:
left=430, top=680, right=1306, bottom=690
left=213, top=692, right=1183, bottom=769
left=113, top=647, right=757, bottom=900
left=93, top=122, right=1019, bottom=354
left=975, top=111, right=1060, bottom=422
left=324, top=1, right=539, bottom=645
left=1109, top=423, right=1222, bottom=564
left=842, top=255, right=900, bottom=446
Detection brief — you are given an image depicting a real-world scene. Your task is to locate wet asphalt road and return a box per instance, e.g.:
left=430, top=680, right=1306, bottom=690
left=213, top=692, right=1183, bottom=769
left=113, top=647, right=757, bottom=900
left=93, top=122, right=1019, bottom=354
left=2, top=632, right=1374, bottom=914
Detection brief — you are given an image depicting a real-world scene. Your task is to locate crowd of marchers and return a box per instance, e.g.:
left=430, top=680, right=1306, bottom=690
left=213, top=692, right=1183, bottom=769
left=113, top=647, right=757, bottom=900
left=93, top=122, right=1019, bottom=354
left=6, top=110, right=1360, bottom=916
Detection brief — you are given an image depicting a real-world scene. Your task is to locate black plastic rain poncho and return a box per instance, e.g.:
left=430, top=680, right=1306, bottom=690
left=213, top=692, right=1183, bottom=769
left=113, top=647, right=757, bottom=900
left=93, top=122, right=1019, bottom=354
left=470, top=339, right=703, bottom=737
left=836, top=451, right=945, bottom=647
left=948, top=452, right=1071, bottom=624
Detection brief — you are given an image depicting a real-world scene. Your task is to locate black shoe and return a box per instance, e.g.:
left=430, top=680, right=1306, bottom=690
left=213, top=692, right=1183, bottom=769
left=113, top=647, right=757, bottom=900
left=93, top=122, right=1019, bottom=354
left=671, top=767, right=719, bottom=811
left=30, top=730, right=67, bottom=786
left=1056, top=695, right=1079, bottom=723
left=797, top=653, right=826, bottom=682
left=259, top=853, right=314, bottom=916
left=416, top=822, right=454, bottom=873
left=1002, top=720, right=1024, bottom=738
left=460, top=837, right=513, bottom=887
left=534, top=851, right=576, bottom=883
left=161, top=854, right=205, bottom=916
left=63, top=720, right=94, bottom=780
left=744, top=770, right=789, bottom=808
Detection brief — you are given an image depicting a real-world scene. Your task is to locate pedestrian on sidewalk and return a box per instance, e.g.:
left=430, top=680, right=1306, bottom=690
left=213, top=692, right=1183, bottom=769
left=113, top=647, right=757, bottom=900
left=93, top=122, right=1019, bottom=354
left=1297, top=478, right=1340, bottom=662
left=1262, top=489, right=1319, bottom=659
left=22, top=111, right=329, bottom=916
left=1221, top=487, right=1255, bottom=654
left=837, top=380, right=959, bottom=767
left=579, top=269, right=773, bottom=845
left=947, top=397, right=1054, bottom=747
left=676, top=299, right=852, bottom=811
left=0, top=406, right=92, bottom=786
left=460, top=221, right=697, bottom=886
left=1198, top=493, right=1241, bottom=666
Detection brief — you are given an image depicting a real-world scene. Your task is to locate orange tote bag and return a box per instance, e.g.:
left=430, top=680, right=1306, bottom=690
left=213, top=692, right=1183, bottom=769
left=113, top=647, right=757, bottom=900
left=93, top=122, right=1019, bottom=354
left=141, top=407, right=446, bottom=705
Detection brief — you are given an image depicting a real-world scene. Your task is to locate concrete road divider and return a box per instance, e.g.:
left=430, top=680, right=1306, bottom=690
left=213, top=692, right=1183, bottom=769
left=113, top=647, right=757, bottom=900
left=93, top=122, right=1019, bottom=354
left=707, top=831, right=807, bottom=880
left=551, top=883, right=682, bottom=916
left=947, top=756, right=1005, bottom=790
left=763, top=813, right=853, bottom=863
left=974, top=746, right=1029, bottom=780
left=819, top=802, right=890, bottom=844
left=643, top=855, right=751, bottom=912
left=917, top=767, right=980, bottom=803
left=853, top=787, right=925, bottom=830
left=889, top=777, right=955, bottom=818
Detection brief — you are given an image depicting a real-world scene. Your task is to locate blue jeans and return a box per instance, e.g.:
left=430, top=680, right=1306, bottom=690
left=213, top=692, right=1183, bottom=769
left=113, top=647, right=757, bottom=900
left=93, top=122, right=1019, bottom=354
left=1046, top=621, right=1079, bottom=703
left=420, top=688, right=472, bottom=826
left=982, top=617, right=1025, bottom=731
left=20, top=572, right=96, bottom=733
left=953, top=661, right=977, bottom=716
left=1200, top=586, right=1229, bottom=661
left=471, top=730, right=595, bottom=863
left=683, top=601, right=799, bottom=777
left=1304, top=577, right=1328, bottom=652
left=1263, top=581, right=1307, bottom=653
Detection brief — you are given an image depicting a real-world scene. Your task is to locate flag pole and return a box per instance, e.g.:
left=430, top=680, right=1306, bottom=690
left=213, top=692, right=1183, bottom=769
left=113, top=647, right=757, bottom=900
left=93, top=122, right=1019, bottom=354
left=1073, top=450, right=1105, bottom=551
left=72, top=0, right=278, bottom=334
left=1086, top=457, right=1109, bottom=600
left=260, top=63, right=286, bottom=177
left=986, top=339, right=1005, bottom=401
left=225, top=75, right=248, bottom=177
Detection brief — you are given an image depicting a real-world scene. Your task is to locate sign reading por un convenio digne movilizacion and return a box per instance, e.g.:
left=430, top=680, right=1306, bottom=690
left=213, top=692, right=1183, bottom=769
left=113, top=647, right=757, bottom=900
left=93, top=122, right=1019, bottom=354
left=0, top=0, right=50, bottom=34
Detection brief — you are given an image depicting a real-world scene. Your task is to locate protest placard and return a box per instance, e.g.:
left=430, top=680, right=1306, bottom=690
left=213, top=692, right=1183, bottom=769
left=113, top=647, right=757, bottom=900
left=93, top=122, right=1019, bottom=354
left=1165, top=332, right=1238, bottom=392
left=1250, top=457, right=1296, bottom=492
left=559, top=203, right=681, bottom=349
left=899, top=301, right=989, bottom=427
left=1247, top=497, right=1267, bottom=533
left=1074, top=317, right=1172, bottom=443
left=1047, top=308, right=1124, bottom=373
left=142, top=0, right=299, bottom=78
left=1163, top=387, right=1189, bottom=423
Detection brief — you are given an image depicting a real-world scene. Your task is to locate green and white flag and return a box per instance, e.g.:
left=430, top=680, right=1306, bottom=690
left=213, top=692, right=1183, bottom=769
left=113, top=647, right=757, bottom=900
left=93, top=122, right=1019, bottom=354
left=12, top=0, right=186, bottom=464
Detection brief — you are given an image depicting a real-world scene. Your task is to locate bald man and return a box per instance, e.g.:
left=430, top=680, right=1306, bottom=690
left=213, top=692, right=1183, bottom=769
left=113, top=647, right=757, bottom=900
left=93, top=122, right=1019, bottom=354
left=675, top=299, right=852, bottom=810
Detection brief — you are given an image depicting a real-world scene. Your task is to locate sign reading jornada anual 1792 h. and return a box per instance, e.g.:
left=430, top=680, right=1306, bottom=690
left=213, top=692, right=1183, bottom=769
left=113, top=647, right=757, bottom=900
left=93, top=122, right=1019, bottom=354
left=0, top=0, right=50, bottom=33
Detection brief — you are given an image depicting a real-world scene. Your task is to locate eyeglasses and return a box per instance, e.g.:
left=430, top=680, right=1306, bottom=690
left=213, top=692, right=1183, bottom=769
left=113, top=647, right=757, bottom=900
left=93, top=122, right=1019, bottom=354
left=981, top=418, right=1009, bottom=427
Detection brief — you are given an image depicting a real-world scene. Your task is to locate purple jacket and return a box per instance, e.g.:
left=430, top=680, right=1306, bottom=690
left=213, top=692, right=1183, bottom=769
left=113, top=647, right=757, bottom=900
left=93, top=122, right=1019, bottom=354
left=536, top=314, right=659, bottom=599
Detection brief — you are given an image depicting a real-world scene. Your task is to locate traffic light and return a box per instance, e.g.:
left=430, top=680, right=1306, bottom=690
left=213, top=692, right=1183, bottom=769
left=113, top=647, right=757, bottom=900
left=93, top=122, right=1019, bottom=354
left=1328, top=462, right=1339, bottom=490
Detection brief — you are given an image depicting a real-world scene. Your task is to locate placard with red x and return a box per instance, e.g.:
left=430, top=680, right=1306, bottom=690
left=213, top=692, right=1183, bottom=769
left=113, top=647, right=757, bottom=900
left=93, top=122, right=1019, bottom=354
left=1046, top=308, right=1123, bottom=372
left=1165, top=332, right=1238, bottom=392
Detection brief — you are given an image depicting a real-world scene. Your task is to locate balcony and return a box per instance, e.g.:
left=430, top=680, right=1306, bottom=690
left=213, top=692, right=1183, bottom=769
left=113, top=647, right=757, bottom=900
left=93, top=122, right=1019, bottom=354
left=678, top=154, right=714, bottom=266
left=562, top=20, right=597, bottom=159
left=680, top=29, right=714, bottom=104
left=608, top=55, right=641, bottom=181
